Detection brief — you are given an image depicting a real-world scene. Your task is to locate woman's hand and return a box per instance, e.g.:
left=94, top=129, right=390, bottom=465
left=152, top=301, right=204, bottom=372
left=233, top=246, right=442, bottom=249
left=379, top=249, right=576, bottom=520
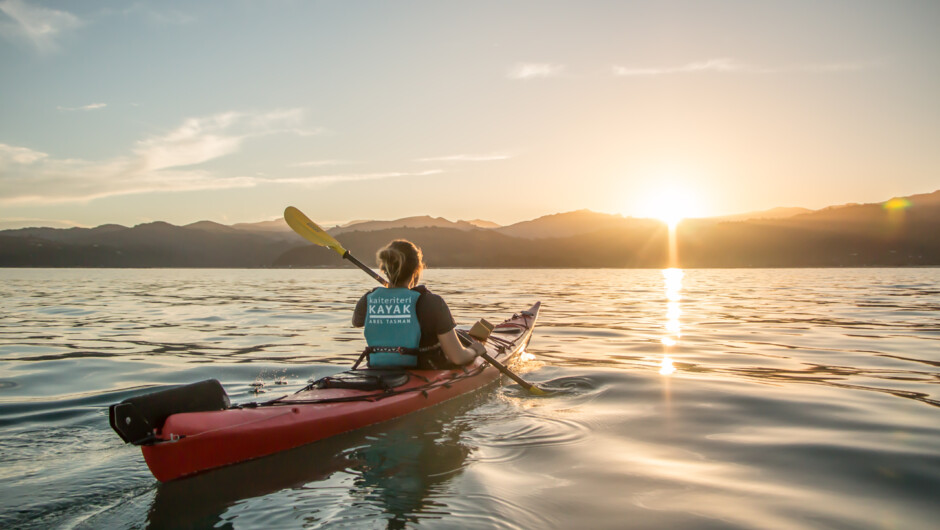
left=438, top=329, right=485, bottom=366
left=470, top=340, right=486, bottom=357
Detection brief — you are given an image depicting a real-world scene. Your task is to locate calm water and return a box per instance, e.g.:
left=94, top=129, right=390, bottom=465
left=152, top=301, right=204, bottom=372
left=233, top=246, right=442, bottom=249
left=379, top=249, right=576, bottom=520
left=0, top=268, right=938, bottom=529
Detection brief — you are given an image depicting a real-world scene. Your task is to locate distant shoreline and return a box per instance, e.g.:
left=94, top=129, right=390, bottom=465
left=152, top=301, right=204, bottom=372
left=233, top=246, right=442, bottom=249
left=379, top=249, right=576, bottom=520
left=2, top=190, right=938, bottom=269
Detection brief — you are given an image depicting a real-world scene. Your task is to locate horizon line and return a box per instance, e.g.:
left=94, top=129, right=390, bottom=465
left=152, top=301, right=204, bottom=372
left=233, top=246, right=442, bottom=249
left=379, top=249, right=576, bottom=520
left=1, top=187, right=936, bottom=231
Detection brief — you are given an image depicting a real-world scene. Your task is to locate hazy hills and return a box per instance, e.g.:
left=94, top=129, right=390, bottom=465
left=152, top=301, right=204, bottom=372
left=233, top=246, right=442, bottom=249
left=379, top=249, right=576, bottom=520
left=0, top=222, right=297, bottom=267
left=677, top=190, right=940, bottom=267
left=328, top=216, right=493, bottom=236
left=707, top=207, right=814, bottom=223
left=1, top=190, right=937, bottom=268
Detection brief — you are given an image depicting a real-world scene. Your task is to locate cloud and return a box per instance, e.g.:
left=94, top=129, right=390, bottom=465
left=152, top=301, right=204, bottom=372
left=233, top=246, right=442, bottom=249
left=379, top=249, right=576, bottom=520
left=265, top=170, right=443, bottom=185
left=0, top=217, right=84, bottom=229
left=0, top=142, right=255, bottom=204
left=0, top=109, right=435, bottom=204
left=508, top=63, right=565, bottom=80
left=415, top=153, right=512, bottom=163
left=0, top=143, right=47, bottom=164
left=134, top=112, right=246, bottom=171
left=798, top=60, right=882, bottom=73
left=612, top=58, right=880, bottom=76
left=284, top=127, right=328, bottom=137
left=289, top=160, right=355, bottom=168
left=613, top=58, right=742, bottom=76
left=0, top=0, right=82, bottom=53
left=57, top=103, right=107, bottom=112
left=134, top=109, right=310, bottom=171
left=0, top=109, right=311, bottom=204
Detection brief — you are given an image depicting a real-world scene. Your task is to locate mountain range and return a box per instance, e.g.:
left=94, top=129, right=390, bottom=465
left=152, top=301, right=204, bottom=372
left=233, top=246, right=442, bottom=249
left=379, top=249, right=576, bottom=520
left=1, top=190, right=937, bottom=268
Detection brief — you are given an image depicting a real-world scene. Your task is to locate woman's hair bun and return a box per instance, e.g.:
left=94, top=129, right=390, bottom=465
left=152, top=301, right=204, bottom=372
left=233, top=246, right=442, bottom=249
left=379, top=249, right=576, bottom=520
left=377, top=240, right=424, bottom=286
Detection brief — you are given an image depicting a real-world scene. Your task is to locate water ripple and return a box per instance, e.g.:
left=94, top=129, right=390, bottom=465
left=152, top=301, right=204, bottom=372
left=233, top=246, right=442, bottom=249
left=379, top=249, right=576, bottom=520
left=0, top=268, right=938, bottom=529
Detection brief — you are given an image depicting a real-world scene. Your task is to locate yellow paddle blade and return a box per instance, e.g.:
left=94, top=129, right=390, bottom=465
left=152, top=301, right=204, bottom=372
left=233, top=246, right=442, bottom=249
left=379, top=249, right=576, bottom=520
left=284, top=206, right=347, bottom=257
left=527, top=385, right=552, bottom=396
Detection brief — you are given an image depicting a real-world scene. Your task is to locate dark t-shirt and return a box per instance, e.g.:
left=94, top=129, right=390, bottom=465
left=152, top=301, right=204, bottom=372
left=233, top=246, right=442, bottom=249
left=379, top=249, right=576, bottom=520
left=352, top=285, right=456, bottom=348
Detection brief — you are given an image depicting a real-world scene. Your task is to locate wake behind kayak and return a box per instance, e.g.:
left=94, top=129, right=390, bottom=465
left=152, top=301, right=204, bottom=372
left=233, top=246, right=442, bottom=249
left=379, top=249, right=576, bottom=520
left=110, top=302, right=541, bottom=482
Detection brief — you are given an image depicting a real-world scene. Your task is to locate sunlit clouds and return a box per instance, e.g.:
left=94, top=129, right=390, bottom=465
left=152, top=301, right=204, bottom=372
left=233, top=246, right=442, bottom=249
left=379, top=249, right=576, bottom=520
left=612, top=58, right=881, bottom=77
left=57, top=103, right=107, bottom=112
left=508, top=57, right=881, bottom=79
left=133, top=108, right=317, bottom=171
left=0, top=109, right=316, bottom=204
left=0, top=144, right=256, bottom=205
left=614, top=58, right=742, bottom=76
left=0, top=217, right=81, bottom=229
left=0, top=0, right=81, bottom=53
left=289, top=160, right=355, bottom=168
left=415, top=153, right=512, bottom=163
left=0, top=143, right=47, bottom=164
left=508, top=63, right=565, bottom=80
left=135, top=113, right=245, bottom=172
left=262, top=170, right=443, bottom=186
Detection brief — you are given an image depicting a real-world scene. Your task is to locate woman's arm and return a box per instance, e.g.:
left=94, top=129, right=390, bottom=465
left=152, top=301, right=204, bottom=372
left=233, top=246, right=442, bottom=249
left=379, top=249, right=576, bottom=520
left=352, top=292, right=370, bottom=327
left=437, top=328, right=486, bottom=366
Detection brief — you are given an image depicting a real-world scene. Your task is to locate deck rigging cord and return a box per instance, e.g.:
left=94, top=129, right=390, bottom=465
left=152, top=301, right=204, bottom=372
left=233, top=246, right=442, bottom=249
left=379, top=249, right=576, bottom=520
left=239, top=324, right=528, bottom=408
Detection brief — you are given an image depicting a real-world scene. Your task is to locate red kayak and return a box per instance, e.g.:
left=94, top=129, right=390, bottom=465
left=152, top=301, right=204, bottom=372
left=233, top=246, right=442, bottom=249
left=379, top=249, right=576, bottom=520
left=110, top=302, right=541, bottom=482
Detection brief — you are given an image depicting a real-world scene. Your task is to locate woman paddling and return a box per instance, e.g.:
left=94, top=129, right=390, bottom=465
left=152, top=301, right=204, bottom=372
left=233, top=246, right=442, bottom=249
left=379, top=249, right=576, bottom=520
left=352, top=239, right=485, bottom=369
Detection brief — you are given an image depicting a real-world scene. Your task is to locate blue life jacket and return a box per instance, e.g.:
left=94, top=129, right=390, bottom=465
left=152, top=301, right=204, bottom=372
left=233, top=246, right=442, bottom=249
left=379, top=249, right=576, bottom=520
left=364, top=287, right=422, bottom=368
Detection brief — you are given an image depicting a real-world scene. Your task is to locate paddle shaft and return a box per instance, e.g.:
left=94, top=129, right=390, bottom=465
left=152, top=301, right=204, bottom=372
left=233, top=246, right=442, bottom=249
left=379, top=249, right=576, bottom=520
left=343, top=251, right=388, bottom=287
left=454, top=328, right=548, bottom=396
left=478, top=350, right=547, bottom=395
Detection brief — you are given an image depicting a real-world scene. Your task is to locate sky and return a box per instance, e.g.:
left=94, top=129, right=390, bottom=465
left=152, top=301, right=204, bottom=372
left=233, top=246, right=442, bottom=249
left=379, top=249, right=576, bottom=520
left=1, top=0, right=938, bottom=229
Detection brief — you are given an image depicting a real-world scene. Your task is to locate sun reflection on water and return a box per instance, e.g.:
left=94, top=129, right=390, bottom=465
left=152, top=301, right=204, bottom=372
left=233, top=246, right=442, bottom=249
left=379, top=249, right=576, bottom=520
left=659, top=355, right=676, bottom=375
left=660, top=268, right=684, bottom=375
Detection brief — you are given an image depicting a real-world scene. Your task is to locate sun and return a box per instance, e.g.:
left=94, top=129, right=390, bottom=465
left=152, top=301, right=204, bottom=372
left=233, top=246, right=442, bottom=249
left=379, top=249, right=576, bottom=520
left=658, top=204, right=686, bottom=229
left=635, top=184, right=703, bottom=228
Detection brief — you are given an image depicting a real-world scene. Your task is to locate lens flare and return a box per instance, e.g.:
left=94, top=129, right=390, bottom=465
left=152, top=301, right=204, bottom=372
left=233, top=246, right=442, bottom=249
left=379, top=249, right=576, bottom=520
left=883, top=198, right=911, bottom=211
